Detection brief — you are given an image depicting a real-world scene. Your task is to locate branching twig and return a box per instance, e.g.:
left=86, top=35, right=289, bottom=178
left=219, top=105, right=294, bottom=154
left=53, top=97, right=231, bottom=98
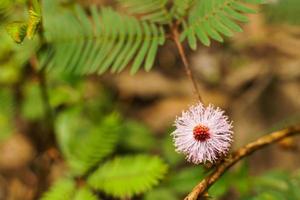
left=172, top=27, right=203, bottom=102
left=185, top=124, right=300, bottom=200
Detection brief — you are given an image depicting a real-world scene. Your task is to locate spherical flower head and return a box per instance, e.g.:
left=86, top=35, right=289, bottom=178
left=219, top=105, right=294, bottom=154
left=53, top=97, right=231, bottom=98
left=171, top=102, right=233, bottom=164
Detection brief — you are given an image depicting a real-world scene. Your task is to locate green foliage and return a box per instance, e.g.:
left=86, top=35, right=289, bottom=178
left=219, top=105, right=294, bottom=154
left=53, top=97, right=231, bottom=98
left=122, top=120, right=157, bottom=151
left=144, top=188, right=177, bottom=200
left=181, top=0, right=262, bottom=49
left=167, top=167, right=206, bottom=195
left=4, top=0, right=263, bottom=73
left=21, top=82, right=45, bottom=120
left=42, top=183, right=99, bottom=200
left=209, top=163, right=250, bottom=198
left=155, top=162, right=251, bottom=199
left=2, top=1, right=279, bottom=200
left=171, top=0, right=195, bottom=20
left=248, top=170, right=300, bottom=200
left=0, top=0, right=11, bottom=22
left=5, top=0, right=41, bottom=43
left=41, top=0, right=165, bottom=74
left=162, top=132, right=184, bottom=166
left=73, top=187, right=99, bottom=200
left=5, top=22, right=28, bottom=43
left=263, top=0, right=300, bottom=25
left=0, top=25, right=40, bottom=75
left=0, top=23, right=38, bottom=85
left=48, top=84, right=81, bottom=108
left=117, top=0, right=171, bottom=24
left=41, top=179, right=75, bottom=200
left=26, top=9, right=41, bottom=40
left=56, top=109, right=121, bottom=175
left=51, top=96, right=168, bottom=199
left=88, top=155, right=168, bottom=199
left=0, top=89, right=14, bottom=141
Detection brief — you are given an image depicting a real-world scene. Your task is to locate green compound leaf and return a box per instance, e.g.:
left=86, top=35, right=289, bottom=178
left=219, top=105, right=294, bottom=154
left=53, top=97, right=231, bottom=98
left=41, top=0, right=165, bottom=74
left=88, top=155, right=168, bottom=199
left=181, top=0, right=263, bottom=48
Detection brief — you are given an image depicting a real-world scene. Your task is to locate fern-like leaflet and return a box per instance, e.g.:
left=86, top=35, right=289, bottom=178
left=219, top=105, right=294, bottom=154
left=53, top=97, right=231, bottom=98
left=117, top=0, right=172, bottom=24
left=40, top=0, right=165, bottom=75
left=88, top=155, right=168, bottom=199
left=171, top=0, right=195, bottom=21
left=181, top=0, right=263, bottom=49
left=7, top=0, right=263, bottom=74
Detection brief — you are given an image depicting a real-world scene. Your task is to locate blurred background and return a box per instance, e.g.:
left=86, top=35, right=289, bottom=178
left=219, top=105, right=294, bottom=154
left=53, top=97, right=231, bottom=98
left=0, top=0, right=300, bottom=199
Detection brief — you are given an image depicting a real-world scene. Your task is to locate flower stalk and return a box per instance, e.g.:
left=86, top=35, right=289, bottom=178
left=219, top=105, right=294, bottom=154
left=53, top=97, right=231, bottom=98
left=172, top=27, right=203, bottom=102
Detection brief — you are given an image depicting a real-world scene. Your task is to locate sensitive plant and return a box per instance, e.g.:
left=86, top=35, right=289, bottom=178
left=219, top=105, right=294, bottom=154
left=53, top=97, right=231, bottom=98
left=1, top=0, right=300, bottom=200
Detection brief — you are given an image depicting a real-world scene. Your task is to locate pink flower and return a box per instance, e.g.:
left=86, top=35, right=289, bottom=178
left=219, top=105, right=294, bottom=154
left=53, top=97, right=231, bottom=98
left=172, top=103, right=233, bottom=164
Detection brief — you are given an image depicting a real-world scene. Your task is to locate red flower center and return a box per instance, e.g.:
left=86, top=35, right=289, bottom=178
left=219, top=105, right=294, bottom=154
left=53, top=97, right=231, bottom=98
left=193, top=125, right=210, bottom=142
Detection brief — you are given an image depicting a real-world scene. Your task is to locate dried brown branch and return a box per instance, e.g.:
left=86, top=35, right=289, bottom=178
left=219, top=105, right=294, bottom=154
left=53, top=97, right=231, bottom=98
left=172, top=27, right=203, bottom=102
left=185, top=124, right=300, bottom=200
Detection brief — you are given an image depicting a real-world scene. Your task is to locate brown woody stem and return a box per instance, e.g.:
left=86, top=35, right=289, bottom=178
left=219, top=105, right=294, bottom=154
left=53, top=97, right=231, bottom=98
left=185, top=124, right=300, bottom=200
